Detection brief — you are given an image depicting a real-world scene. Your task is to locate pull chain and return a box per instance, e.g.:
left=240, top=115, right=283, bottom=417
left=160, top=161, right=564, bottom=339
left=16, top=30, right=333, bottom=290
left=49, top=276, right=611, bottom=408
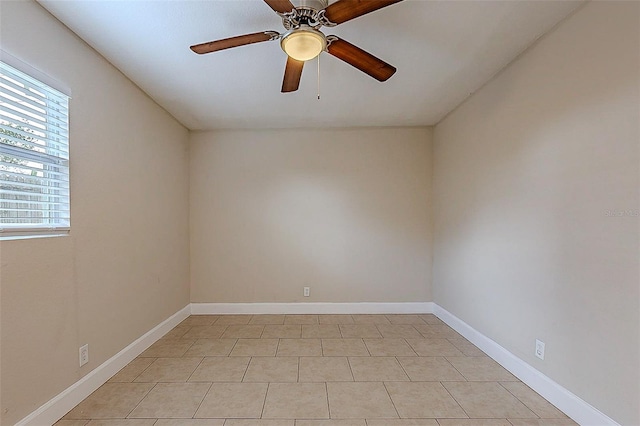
left=317, top=54, right=321, bottom=100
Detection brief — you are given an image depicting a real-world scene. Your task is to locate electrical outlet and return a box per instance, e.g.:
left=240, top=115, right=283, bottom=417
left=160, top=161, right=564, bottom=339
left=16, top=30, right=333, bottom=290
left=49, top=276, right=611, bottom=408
left=303, top=287, right=310, bottom=297
left=535, top=339, right=545, bottom=360
left=79, top=344, right=89, bottom=367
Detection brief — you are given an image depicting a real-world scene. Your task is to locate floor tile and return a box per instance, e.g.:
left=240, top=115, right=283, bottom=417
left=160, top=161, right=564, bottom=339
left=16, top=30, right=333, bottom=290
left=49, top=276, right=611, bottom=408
left=263, top=383, right=329, bottom=419
left=414, top=324, right=461, bottom=339
left=243, top=357, right=299, bottom=382
left=436, top=420, right=511, bottom=426
left=376, top=325, right=423, bottom=339
left=161, top=325, right=191, bottom=340
left=327, top=382, right=398, bottom=418
left=443, top=382, right=537, bottom=418
left=363, top=339, right=417, bottom=356
left=182, top=325, right=227, bottom=339
left=318, top=315, right=355, bottom=324
left=180, top=315, right=219, bottom=326
left=397, top=356, right=466, bottom=381
left=321, top=339, right=369, bottom=356
left=188, top=356, right=250, bottom=382
left=154, top=420, right=224, bottom=426
left=302, top=325, right=342, bottom=338
left=351, top=315, right=391, bottom=324
left=224, top=420, right=295, bottom=426
left=221, top=325, right=265, bottom=338
left=195, top=383, right=268, bottom=418
left=348, top=357, right=409, bottom=381
left=277, top=338, right=323, bottom=356
left=446, top=357, right=518, bottom=381
left=418, top=314, right=445, bottom=325
left=284, top=314, right=319, bottom=324
left=366, top=420, right=438, bottom=426
left=405, top=339, right=464, bottom=357
left=230, top=338, right=278, bottom=356
left=213, top=315, right=252, bottom=325
left=298, top=356, right=354, bottom=382
left=62, top=314, right=574, bottom=425
left=86, top=421, right=156, bottom=426
left=139, top=339, right=195, bottom=357
left=339, top=325, right=382, bottom=338
left=385, top=314, right=427, bottom=325
left=385, top=381, right=467, bottom=418
left=184, top=338, right=237, bottom=357
left=500, top=382, right=568, bottom=418
left=128, top=382, right=210, bottom=418
left=447, top=338, right=486, bottom=357
left=507, top=420, right=578, bottom=425
left=63, top=383, right=154, bottom=419
left=108, top=358, right=155, bottom=383
left=261, top=325, right=302, bottom=338
left=249, top=314, right=286, bottom=325
left=133, top=357, right=202, bottom=382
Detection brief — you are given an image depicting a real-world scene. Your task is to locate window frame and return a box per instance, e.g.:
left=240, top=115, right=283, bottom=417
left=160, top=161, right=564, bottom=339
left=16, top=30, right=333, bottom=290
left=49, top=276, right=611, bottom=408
left=0, top=52, right=71, bottom=240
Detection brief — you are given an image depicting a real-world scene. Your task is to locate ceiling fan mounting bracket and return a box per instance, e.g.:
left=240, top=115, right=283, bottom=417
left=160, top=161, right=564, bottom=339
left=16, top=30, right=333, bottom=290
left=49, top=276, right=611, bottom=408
left=280, top=0, right=333, bottom=30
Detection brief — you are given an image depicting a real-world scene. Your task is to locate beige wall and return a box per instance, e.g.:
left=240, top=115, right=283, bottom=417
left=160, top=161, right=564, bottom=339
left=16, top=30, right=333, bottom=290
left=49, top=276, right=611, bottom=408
left=0, top=2, right=191, bottom=424
left=190, top=128, right=432, bottom=303
left=432, top=2, right=639, bottom=425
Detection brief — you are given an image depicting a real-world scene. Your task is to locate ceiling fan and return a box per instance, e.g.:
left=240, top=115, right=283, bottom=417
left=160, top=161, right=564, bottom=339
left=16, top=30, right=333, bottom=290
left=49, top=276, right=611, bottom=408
left=190, top=0, right=403, bottom=93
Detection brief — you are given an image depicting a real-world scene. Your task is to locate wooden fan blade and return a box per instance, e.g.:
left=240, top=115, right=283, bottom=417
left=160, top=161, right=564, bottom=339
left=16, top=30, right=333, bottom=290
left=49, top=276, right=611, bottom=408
left=327, top=37, right=396, bottom=82
left=282, top=56, right=304, bottom=93
left=323, top=0, right=403, bottom=25
left=264, top=0, right=296, bottom=14
left=190, top=31, right=278, bottom=54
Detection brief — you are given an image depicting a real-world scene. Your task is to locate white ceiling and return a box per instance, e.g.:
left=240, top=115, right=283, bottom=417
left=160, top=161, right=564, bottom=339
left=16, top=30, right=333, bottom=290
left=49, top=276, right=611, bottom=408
left=38, top=0, right=582, bottom=130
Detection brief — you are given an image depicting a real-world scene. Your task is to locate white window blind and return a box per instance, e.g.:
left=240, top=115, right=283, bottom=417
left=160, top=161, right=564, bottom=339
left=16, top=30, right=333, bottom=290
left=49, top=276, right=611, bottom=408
left=0, top=61, right=70, bottom=238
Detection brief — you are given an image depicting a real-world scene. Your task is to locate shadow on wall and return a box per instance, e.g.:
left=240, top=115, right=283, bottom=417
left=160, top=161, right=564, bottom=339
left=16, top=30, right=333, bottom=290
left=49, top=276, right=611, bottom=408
left=191, top=128, right=432, bottom=303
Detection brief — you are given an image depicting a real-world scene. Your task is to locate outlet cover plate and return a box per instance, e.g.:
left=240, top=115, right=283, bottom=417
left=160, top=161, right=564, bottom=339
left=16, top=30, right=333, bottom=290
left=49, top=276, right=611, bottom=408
left=535, top=339, right=545, bottom=360
left=79, top=344, right=89, bottom=367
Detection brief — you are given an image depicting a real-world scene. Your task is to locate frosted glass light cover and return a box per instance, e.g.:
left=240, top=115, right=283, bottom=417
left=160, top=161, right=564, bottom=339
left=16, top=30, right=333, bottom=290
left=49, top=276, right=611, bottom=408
left=281, top=29, right=326, bottom=62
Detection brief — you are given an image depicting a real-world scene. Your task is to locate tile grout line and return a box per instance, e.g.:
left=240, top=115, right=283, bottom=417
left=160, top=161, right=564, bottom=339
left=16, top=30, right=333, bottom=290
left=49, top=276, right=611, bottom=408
left=260, top=382, right=270, bottom=419
left=191, top=381, right=213, bottom=420
left=443, top=355, right=469, bottom=382
left=124, top=382, right=158, bottom=420
left=184, top=355, right=207, bottom=383
left=381, top=381, right=402, bottom=419
left=440, top=380, right=472, bottom=420
left=497, top=381, right=545, bottom=419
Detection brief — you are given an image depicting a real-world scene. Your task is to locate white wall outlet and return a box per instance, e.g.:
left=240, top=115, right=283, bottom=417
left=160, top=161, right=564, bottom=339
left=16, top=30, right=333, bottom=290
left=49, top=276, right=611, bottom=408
left=79, top=344, right=89, bottom=367
left=535, top=339, right=545, bottom=360
left=303, top=287, right=310, bottom=297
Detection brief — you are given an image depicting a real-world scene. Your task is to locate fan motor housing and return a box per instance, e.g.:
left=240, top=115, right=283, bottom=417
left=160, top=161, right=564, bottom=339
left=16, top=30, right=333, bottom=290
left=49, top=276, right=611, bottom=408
left=294, top=0, right=328, bottom=11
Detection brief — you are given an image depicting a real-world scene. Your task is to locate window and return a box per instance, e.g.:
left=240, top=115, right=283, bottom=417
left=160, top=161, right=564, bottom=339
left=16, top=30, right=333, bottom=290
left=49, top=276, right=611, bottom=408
left=0, top=60, right=70, bottom=238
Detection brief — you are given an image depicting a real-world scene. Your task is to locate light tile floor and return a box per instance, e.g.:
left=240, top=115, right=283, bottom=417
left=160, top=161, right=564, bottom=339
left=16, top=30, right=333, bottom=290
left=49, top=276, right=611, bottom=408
left=56, top=314, right=577, bottom=426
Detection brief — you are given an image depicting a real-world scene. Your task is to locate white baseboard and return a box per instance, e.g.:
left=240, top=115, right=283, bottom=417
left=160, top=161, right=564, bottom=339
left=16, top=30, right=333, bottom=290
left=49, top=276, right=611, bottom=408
left=190, top=302, right=435, bottom=315
left=433, top=305, right=619, bottom=426
left=16, top=304, right=191, bottom=426
left=17, top=301, right=616, bottom=426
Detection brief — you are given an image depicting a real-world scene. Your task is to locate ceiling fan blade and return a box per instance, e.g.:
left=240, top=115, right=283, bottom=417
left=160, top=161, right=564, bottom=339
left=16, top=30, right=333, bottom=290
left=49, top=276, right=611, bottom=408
left=282, top=56, right=304, bottom=93
left=190, top=31, right=279, bottom=54
left=327, top=37, right=396, bottom=82
left=264, top=0, right=296, bottom=14
left=323, top=0, right=403, bottom=25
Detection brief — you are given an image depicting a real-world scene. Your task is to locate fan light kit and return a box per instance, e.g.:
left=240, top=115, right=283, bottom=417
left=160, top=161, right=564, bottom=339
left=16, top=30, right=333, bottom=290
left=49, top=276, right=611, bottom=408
left=190, top=0, right=403, bottom=93
left=281, top=26, right=326, bottom=62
